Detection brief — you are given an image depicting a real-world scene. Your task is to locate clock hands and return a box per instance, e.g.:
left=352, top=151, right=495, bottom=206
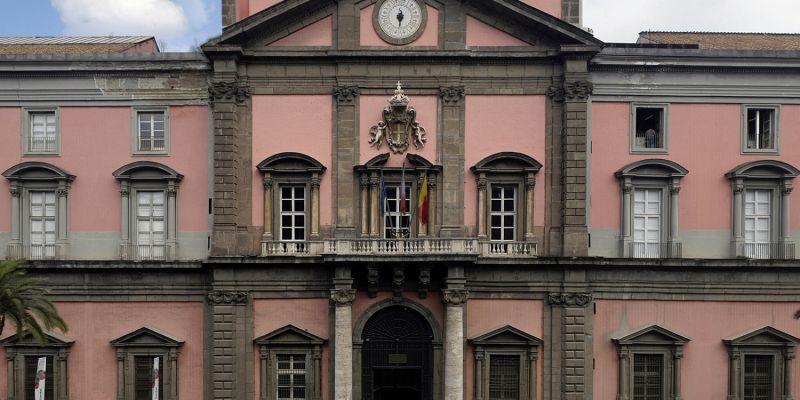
left=396, top=8, right=404, bottom=27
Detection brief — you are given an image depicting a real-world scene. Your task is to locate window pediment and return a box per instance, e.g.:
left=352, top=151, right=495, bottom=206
left=0, top=330, right=74, bottom=348
left=113, top=161, right=183, bottom=182
left=615, top=159, right=688, bottom=180
left=471, top=152, right=542, bottom=175
left=470, top=325, right=542, bottom=347
left=612, top=324, right=690, bottom=346
left=723, top=325, right=799, bottom=347
left=726, top=160, right=800, bottom=180
left=254, top=324, right=326, bottom=346
left=110, top=326, right=184, bottom=348
left=2, top=162, right=75, bottom=183
left=257, top=152, right=326, bottom=174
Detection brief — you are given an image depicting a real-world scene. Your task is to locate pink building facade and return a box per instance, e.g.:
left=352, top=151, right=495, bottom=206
left=3, top=2, right=800, bottom=400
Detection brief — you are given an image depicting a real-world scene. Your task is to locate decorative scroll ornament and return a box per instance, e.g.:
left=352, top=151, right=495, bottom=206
left=564, top=81, right=594, bottom=100
left=207, top=291, right=249, bottom=305
left=330, top=289, right=357, bottom=306
left=209, top=81, right=250, bottom=104
left=547, top=292, right=592, bottom=307
left=368, top=82, right=427, bottom=154
left=442, top=289, right=469, bottom=306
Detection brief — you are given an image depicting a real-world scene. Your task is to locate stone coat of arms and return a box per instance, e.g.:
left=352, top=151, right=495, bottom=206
left=368, top=82, right=427, bottom=154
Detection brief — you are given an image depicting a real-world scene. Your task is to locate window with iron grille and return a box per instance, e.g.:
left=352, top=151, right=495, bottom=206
left=137, top=191, right=166, bottom=260
left=29, top=191, right=57, bottom=260
left=631, top=104, right=667, bottom=152
left=743, top=107, right=778, bottom=152
left=632, top=354, right=663, bottom=400
left=277, top=354, right=307, bottom=400
left=383, top=184, right=411, bottom=239
left=135, top=110, right=168, bottom=153
left=489, top=355, right=520, bottom=400
left=24, top=356, right=54, bottom=400
left=280, top=186, right=306, bottom=241
left=134, top=356, right=164, bottom=400
left=29, top=111, right=58, bottom=153
left=743, top=355, right=773, bottom=400
left=490, top=186, right=516, bottom=242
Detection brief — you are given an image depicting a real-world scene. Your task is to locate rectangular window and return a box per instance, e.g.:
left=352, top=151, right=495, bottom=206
left=743, top=355, right=773, bottom=400
left=276, top=354, right=306, bottom=400
left=632, top=105, right=666, bottom=152
left=489, top=355, right=520, bottom=400
left=384, top=184, right=411, bottom=239
left=632, top=189, right=661, bottom=258
left=745, top=108, right=777, bottom=151
left=29, top=191, right=56, bottom=260
left=744, top=189, right=771, bottom=259
left=490, top=186, right=516, bottom=242
left=137, top=112, right=166, bottom=152
left=29, top=112, right=58, bottom=153
left=136, top=191, right=166, bottom=260
left=632, top=354, right=663, bottom=400
left=134, top=356, right=163, bottom=400
left=280, top=186, right=306, bottom=241
left=24, top=356, right=54, bottom=400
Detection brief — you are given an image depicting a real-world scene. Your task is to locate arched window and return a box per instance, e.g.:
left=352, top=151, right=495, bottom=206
left=3, top=162, right=75, bottom=260
left=616, top=159, right=688, bottom=258
left=113, top=161, right=183, bottom=261
left=727, top=160, right=799, bottom=259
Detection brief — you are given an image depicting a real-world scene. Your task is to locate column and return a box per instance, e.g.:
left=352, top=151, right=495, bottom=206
left=525, top=174, right=536, bottom=242
left=166, top=183, right=178, bottom=261
left=669, top=179, right=681, bottom=243
left=56, top=185, right=69, bottom=259
left=57, top=349, right=69, bottom=400
left=428, top=174, right=437, bottom=237
left=474, top=349, right=484, bottom=400
left=333, top=86, right=360, bottom=238
left=781, top=182, right=793, bottom=246
left=729, top=352, right=741, bottom=400
left=369, top=172, right=380, bottom=238
left=783, top=348, right=794, bottom=400
left=673, top=348, right=683, bottom=400
left=439, top=86, right=466, bottom=237
left=732, top=180, right=744, bottom=256
left=169, top=349, right=180, bottom=400
left=359, top=174, right=369, bottom=237
left=442, top=288, right=468, bottom=400
left=616, top=350, right=629, bottom=400
left=262, top=176, right=273, bottom=240
left=119, top=183, right=131, bottom=259
left=476, top=174, right=487, bottom=240
left=622, top=181, right=632, bottom=257
left=311, top=173, right=321, bottom=239
left=258, top=347, right=268, bottom=400
left=116, top=351, right=126, bottom=400
left=331, top=288, right=356, bottom=400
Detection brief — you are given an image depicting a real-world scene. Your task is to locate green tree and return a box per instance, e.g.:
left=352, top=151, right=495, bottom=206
left=0, top=260, right=67, bottom=343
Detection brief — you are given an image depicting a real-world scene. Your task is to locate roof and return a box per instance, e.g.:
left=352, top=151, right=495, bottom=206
left=0, top=36, right=159, bottom=54
left=638, top=31, right=800, bottom=51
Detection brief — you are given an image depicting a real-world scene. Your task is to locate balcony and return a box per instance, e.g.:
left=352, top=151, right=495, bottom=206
left=261, top=239, right=538, bottom=258
left=6, top=244, right=57, bottom=260
left=737, top=242, right=796, bottom=260
left=628, top=242, right=682, bottom=259
left=120, top=243, right=167, bottom=261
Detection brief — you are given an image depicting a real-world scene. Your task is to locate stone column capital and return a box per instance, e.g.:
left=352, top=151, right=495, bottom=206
left=207, top=290, right=249, bottom=305
left=564, top=80, right=594, bottom=100
left=442, top=289, right=469, bottom=306
left=209, top=80, right=251, bottom=104
left=547, top=292, right=592, bottom=307
left=439, top=85, right=465, bottom=105
left=330, top=289, right=357, bottom=306
left=334, top=85, right=360, bottom=105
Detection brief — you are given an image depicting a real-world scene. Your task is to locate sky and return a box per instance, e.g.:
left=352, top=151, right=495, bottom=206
left=0, top=1, right=799, bottom=50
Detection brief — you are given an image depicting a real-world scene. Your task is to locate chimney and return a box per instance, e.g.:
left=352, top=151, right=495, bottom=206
left=562, top=0, right=582, bottom=26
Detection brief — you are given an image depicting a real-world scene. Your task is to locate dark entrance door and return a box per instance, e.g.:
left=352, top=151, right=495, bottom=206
left=362, top=306, right=433, bottom=400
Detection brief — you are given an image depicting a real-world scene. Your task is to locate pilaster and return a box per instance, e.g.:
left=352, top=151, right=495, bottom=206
left=443, top=265, right=468, bottom=400
left=208, top=290, right=252, bottom=400
left=331, top=266, right=355, bottom=400
left=547, top=292, right=593, bottom=400
left=333, top=85, right=360, bottom=238
left=439, top=86, right=466, bottom=237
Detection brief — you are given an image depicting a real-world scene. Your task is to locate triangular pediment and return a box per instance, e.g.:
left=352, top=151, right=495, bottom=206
left=110, top=326, right=184, bottom=348
left=0, top=331, right=74, bottom=348
left=470, top=325, right=542, bottom=346
left=466, top=15, right=532, bottom=47
left=724, top=326, right=800, bottom=346
left=255, top=325, right=326, bottom=346
left=613, top=325, right=690, bottom=345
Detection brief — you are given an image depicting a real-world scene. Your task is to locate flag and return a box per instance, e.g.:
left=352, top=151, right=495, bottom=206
left=34, top=357, right=46, bottom=400
left=379, top=174, right=386, bottom=217
left=400, top=164, right=407, bottom=213
left=418, top=174, right=428, bottom=225
left=152, top=357, right=160, bottom=400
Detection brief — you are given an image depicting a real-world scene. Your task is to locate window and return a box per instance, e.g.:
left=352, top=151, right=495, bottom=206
left=727, top=161, right=798, bottom=259
left=471, top=326, right=541, bottom=400
left=255, top=325, right=324, bottom=400
left=0, top=331, right=73, bottom=400
left=471, top=153, right=541, bottom=247
left=23, top=108, right=59, bottom=155
left=113, top=162, right=182, bottom=261
left=110, top=326, right=183, bottom=400
left=490, top=186, right=517, bottom=242
left=724, top=326, right=799, bottom=400
left=743, top=106, right=778, bottom=152
left=631, top=104, right=667, bottom=152
left=383, top=183, right=411, bottom=239
left=613, top=325, right=689, bottom=400
left=133, top=108, right=169, bottom=154
left=616, top=160, right=688, bottom=258
left=3, top=162, right=74, bottom=260
left=280, top=186, right=306, bottom=241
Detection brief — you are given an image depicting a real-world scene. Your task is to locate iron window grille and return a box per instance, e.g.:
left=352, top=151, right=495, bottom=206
left=24, top=355, right=54, bottom=400
left=743, top=355, right=772, bottom=400
left=489, top=355, right=520, bottom=400
left=134, top=356, right=163, bottom=400
left=277, top=354, right=307, bottom=400
left=632, top=354, right=663, bottom=400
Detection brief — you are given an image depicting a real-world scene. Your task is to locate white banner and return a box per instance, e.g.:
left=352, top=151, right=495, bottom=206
left=152, top=357, right=160, bottom=400
left=34, top=357, right=46, bottom=400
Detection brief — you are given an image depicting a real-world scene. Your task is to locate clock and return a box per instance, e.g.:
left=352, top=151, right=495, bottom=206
left=373, top=0, right=428, bottom=45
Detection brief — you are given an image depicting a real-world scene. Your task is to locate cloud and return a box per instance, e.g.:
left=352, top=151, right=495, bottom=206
left=51, top=0, right=190, bottom=49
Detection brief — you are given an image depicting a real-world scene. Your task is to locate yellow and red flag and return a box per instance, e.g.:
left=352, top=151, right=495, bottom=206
left=418, top=174, right=428, bottom=224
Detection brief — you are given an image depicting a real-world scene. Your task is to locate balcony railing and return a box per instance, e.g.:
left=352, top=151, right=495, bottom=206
left=629, top=242, right=682, bottom=259
left=120, top=243, right=167, bottom=261
left=738, top=242, right=795, bottom=260
left=261, top=239, right=538, bottom=258
left=6, top=244, right=57, bottom=260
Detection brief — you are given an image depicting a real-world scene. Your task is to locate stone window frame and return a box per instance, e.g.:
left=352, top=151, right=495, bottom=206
left=471, top=152, right=542, bottom=243
left=469, top=325, right=542, bottom=400
left=254, top=325, right=325, bottom=400
left=257, top=153, right=327, bottom=244
left=1, top=331, right=74, bottom=400
left=131, top=106, right=170, bottom=156
left=741, top=104, right=780, bottom=154
left=113, top=161, right=183, bottom=261
left=615, top=159, right=688, bottom=258
left=723, top=326, right=799, bottom=400
left=22, top=107, right=61, bottom=156
left=110, top=326, right=183, bottom=400
left=612, top=324, right=690, bottom=400
left=2, top=162, right=75, bottom=260
left=630, top=103, right=669, bottom=154
left=726, top=160, right=799, bottom=259
left=355, top=153, right=440, bottom=239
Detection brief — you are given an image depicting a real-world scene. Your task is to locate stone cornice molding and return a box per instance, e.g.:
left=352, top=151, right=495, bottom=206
left=207, top=290, right=249, bottom=305
left=547, top=292, right=592, bottom=307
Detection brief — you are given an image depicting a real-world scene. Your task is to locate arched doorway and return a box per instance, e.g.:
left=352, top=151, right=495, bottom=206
left=361, top=305, right=434, bottom=400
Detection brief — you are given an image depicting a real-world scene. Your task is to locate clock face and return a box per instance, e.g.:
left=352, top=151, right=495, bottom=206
left=373, top=0, right=428, bottom=45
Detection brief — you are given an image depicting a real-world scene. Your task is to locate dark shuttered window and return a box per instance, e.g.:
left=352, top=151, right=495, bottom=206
left=743, top=355, right=773, bottom=400
left=134, top=356, right=163, bottom=400
left=633, top=354, right=663, bottom=400
left=489, top=355, right=520, bottom=400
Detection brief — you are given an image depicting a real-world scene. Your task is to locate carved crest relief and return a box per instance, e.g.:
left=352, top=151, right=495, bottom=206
left=368, top=82, right=427, bottom=154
